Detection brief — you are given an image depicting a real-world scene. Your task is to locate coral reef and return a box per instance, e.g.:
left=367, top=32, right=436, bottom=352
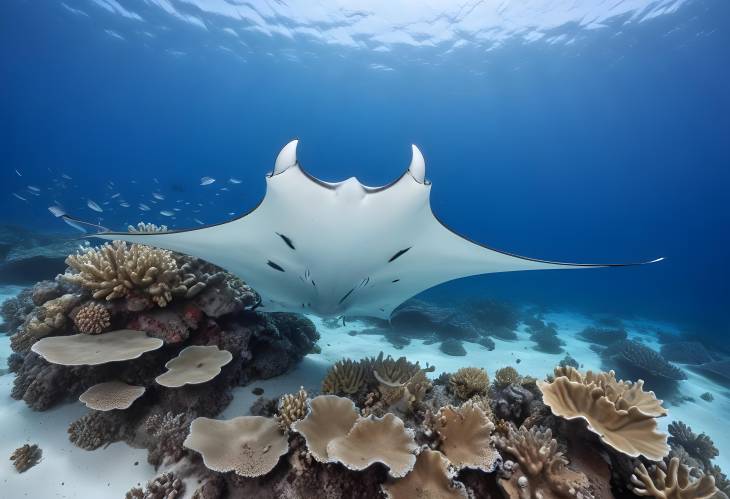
left=660, top=341, right=714, bottom=365
left=539, top=366, right=669, bottom=460
left=631, top=457, right=718, bottom=499
left=0, top=286, right=34, bottom=333
left=430, top=401, right=499, bottom=472
left=292, top=395, right=361, bottom=462
left=465, top=297, right=520, bottom=340
left=495, top=366, right=521, bottom=388
left=577, top=326, right=627, bottom=346
left=79, top=381, right=145, bottom=410
left=525, top=318, right=564, bottom=354
left=10, top=292, right=81, bottom=352
left=127, top=222, right=169, bottom=233
left=9, top=444, right=42, bottom=473
left=602, top=340, right=686, bottom=382
left=321, top=358, right=369, bottom=395
left=449, top=367, right=489, bottom=400
left=72, top=302, right=111, bottom=334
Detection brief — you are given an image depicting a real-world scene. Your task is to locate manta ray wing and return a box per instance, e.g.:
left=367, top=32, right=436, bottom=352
left=85, top=141, right=661, bottom=319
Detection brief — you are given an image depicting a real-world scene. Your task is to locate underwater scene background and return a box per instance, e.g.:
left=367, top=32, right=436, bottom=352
left=1, top=0, right=729, bottom=498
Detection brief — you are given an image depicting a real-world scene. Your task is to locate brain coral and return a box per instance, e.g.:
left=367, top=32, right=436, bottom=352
left=538, top=366, right=669, bottom=461
left=183, top=416, right=289, bottom=478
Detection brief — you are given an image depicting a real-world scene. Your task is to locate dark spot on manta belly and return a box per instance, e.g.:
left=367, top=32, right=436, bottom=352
left=267, top=260, right=285, bottom=272
left=392, top=279, right=400, bottom=283
left=388, top=247, right=412, bottom=262
left=276, top=232, right=296, bottom=250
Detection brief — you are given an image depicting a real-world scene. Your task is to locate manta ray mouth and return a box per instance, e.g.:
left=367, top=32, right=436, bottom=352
left=50, top=140, right=663, bottom=319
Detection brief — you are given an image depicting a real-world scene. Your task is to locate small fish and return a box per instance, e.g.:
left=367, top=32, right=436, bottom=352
left=152, top=192, right=165, bottom=200
left=220, top=187, right=230, bottom=191
left=12, top=193, right=28, bottom=201
left=61, top=173, right=72, bottom=180
left=15, top=169, right=22, bottom=177
left=26, top=190, right=41, bottom=197
left=139, top=203, right=151, bottom=211
left=119, top=202, right=130, bottom=208
left=111, top=193, right=121, bottom=199
left=27, top=185, right=41, bottom=192
left=200, top=176, right=216, bottom=186
left=229, top=177, right=242, bottom=184
left=228, top=212, right=235, bottom=216
left=153, top=177, right=159, bottom=184
left=194, top=218, right=205, bottom=225
left=87, top=199, right=104, bottom=212
left=160, top=210, right=175, bottom=217
left=173, top=208, right=181, bottom=212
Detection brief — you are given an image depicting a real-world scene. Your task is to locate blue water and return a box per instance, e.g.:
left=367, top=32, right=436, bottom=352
left=1, top=0, right=728, bottom=340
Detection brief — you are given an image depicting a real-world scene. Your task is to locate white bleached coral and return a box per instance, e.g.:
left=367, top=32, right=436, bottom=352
left=183, top=416, right=289, bottom=477
left=62, top=240, right=188, bottom=307
left=79, top=381, right=145, bottom=411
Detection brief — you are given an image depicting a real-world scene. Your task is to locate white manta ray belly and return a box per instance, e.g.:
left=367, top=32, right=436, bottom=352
left=75, top=141, right=661, bottom=319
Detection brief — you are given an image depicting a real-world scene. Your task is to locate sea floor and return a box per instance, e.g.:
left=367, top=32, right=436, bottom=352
left=1, top=284, right=728, bottom=497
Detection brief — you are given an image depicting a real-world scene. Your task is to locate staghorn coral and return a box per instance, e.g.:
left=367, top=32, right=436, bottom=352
left=72, top=302, right=110, bottom=334
left=431, top=401, right=500, bottom=472
left=155, top=345, right=233, bottom=387
left=10, top=444, right=42, bottom=473
left=184, top=416, right=289, bottom=477
left=79, top=381, right=145, bottom=411
left=668, top=421, right=719, bottom=466
left=276, top=386, right=309, bottom=430
left=31, top=329, right=163, bottom=366
left=321, top=358, right=370, bottom=395
left=495, top=366, right=521, bottom=388
left=381, top=449, right=468, bottom=499
left=62, top=240, right=190, bottom=307
left=291, top=395, right=360, bottom=463
left=631, top=457, right=718, bottom=499
left=538, top=366, right=669, bottom=461
left=449, top=367, right=489, bottom=401
left=125, top=472, right=184, bottom=499
left=326, top=413, right=418, bottom=478
left=496, top=425, right=589, bottom=499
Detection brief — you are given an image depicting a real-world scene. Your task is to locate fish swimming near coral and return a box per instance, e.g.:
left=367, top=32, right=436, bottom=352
left=53, top=140, right=662, bottom=319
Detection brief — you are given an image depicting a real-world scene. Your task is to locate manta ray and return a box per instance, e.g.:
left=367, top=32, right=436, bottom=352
left=55, top=141, right=661, bottom=319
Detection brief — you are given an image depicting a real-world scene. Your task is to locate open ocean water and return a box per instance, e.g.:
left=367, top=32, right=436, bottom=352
left=0, top=1, right=729, bottom=497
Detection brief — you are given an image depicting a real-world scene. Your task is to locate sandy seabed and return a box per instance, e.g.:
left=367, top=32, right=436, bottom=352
left=1, top=284, right=727, bottom=498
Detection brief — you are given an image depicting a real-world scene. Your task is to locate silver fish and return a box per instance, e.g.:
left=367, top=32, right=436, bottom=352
left=61, top=174, right=72, bottom=180
left=119, top=202, right=130, bottom=208
left=200, top=176, right=216, bottom=186
left=87, top=199, right=104, bottom=212
left=229, top=177, right=242, bottom=184
left=111, top=193, right=121, bottom=199
left=160, top=210, right=175, bottom=216
left=194, top=218, right=205, bottom=225
left=15, top=169, right=22, bottom=177
left=152, top=192, right=165, bottom=200
left=27, top=185, right=41, bottom=192
left=12, top=193, right=28, bottom=201
left=139, top=203, right=151, bottom=211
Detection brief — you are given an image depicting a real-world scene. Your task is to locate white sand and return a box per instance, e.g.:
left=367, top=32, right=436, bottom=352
left=1, top=281, right=728, bottom=496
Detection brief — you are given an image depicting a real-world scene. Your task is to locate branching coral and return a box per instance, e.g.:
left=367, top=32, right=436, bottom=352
left=667, top=421, right=719, bottom=466
left=538, top=366, right=669, bottom=460
left=373, top=351, right=433, bottom=386
left=495, top=366, right=521, bottom=388
left=10, top=444, right=42, bottom=473
left=449, top=367, right=489, bottom=401
left=321, top=358, right=370, bottom=395
left=431, top=401, right=499, bottom=472
left=72, top=302, right=110, bottom=334
left=631, top=457, right=717, bottom=499
left=495, top=425, right=589, bottom=499
left=127, top=222, right=169, bottom=233
left=277, top=386, right=309, bottom=430
left=62, top=241, right=190, bottom=307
